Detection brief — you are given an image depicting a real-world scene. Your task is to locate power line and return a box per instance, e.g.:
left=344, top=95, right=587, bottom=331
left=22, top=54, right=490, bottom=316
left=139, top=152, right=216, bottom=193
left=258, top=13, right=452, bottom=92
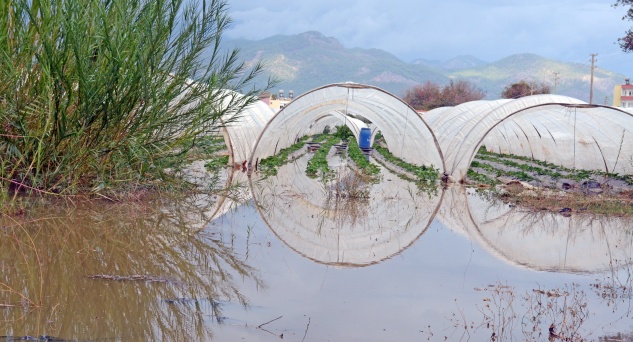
left=553, top=72, right=560, bottom=94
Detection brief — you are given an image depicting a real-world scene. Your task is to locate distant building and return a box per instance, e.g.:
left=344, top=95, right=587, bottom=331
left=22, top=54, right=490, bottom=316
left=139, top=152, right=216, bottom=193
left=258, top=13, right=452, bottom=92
left=613, top=78, right=633, bottom=108
left=258, top=91, right=272, bottom=106
left=259, top=89, right=295, bottom=112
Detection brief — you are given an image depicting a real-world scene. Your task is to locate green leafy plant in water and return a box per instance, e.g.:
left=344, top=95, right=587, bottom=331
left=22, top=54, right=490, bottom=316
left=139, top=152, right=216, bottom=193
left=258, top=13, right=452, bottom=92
left=333, top=125, right=354, bottom=141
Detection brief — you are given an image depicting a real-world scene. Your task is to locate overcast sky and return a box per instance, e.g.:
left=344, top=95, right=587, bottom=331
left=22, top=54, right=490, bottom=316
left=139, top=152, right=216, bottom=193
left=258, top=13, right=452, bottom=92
left=225, top=0, right=632, bottom=76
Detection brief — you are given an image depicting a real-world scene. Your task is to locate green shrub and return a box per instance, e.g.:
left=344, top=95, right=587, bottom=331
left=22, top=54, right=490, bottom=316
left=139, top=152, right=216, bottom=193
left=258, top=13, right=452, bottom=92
left=0, top=0, right=268, bottom=197
left=204, top=155, right=229, bottom=173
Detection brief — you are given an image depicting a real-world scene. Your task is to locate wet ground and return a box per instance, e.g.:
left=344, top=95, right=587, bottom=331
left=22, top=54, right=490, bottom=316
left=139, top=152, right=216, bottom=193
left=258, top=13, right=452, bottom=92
left=2, top=153, right=633, bottom=341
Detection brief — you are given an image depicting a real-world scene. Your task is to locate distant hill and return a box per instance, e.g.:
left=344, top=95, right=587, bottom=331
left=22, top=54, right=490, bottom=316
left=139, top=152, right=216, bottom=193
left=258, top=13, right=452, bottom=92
left=220, top=31, right=447, bottom=97
left=413, top=55, right=489, bottom=71
left=219, top=31, right=626, bottom=103
left=449, top=53, right=623, bottom=103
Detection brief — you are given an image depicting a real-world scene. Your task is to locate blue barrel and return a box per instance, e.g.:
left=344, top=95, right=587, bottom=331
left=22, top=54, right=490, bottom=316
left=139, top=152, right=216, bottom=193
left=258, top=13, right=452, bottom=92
left=358, top=128, right=372, bottom=149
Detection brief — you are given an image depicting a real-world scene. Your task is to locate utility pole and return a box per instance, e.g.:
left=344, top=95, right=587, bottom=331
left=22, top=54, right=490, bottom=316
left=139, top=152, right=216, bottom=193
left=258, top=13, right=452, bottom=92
left=589, top=53, right=598, bottom=104
left=553, top=72, right=560, bottom=94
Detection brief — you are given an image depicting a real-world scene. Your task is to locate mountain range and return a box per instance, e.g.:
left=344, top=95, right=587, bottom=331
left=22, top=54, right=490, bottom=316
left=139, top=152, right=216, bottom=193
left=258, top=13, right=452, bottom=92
left=221, top=31, right=626, bottom=104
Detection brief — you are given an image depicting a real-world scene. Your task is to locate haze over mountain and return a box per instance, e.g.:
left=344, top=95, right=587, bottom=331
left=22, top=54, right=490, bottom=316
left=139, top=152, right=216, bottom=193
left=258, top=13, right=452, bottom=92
left=221, top=31, right=626, bottom=104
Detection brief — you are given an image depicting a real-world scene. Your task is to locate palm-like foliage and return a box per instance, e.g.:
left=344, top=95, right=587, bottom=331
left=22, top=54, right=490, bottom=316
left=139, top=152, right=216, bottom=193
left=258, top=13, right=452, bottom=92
left=0, top=0, right=269, bottom=196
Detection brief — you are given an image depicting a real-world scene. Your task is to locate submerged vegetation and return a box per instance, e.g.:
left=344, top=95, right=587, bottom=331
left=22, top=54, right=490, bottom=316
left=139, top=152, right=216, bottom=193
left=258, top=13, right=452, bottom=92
left=450, top=282, right=590, bottom=340
left=0, top=0, right=268, bottom=201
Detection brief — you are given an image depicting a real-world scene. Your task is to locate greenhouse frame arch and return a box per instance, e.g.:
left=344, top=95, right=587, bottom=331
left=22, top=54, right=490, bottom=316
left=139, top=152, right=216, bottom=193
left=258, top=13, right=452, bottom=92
left=247, top=83, right=446, bottom=172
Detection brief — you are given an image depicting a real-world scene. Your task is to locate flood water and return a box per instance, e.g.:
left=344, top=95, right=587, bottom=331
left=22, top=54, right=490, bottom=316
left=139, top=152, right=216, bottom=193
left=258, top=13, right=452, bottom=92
left=2, top=154, right=633, bottom=341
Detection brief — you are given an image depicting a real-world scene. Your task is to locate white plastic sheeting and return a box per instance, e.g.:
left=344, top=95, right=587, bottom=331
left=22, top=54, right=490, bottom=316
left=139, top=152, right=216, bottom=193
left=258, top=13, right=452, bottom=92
left=483, top=105, right=633, bottom=175
left=249, top=83, right=445, bottom=171
left=220, top=97, right=275, bottom=165
left=425, top=100, right=511, bottom=178
left=221, top=84, right=633, bottom=181
left=424, top=95, right=633, bottom=179
left=426, top=95, right=584, bottom=179
left=306, top=114, right=369, bottom=141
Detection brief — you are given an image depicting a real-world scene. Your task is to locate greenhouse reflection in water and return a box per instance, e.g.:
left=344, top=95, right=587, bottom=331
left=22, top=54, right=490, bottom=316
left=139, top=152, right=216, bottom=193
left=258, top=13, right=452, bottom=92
left=2, top=158, right=633, bottom=341
left=250, top=151, right=442, bottom=266
left=252, top=158, right=633, bottom=273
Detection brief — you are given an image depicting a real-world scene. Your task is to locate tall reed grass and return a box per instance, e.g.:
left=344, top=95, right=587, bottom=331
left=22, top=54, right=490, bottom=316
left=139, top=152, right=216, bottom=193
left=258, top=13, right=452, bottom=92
left=0, top=0, right=269, bottom=199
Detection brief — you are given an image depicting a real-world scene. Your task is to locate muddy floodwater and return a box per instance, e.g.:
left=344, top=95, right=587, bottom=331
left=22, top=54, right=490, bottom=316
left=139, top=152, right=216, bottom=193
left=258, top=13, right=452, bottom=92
left=2, top=154, right=633, bottom=341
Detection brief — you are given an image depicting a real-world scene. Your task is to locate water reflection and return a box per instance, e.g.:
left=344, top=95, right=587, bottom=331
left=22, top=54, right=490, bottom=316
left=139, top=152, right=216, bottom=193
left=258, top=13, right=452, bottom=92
left=250, top=154, right=443, bottom=266
left=246, top=156, right=633, bottom=339
left=251, top=156, right=633, bottom=273
left=434, top=188, right=633, bottom=274
left=0, top=195, right=261, bottom=341
left=207, top=166, right=253, bottom=222
left=3, top=153, right=633, bottom=340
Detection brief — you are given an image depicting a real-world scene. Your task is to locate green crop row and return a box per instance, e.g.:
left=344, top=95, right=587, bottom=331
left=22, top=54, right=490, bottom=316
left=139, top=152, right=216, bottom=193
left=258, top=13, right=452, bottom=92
left=475, top=154, right=563, bottom=179
left=347, top=140, right=380, bottom=177
left=309, top=134, right=329, bottom=143
left=374, top=146, right=439, bottom=185
left=306, top=136, right=340, bottom=179
left=469, top=160, right=535, bottom=182
left=258, top=136, right=310, bottom=177
left=476, top=147, right=633, bottom=184
left=467, top=168, right=497, bottom=185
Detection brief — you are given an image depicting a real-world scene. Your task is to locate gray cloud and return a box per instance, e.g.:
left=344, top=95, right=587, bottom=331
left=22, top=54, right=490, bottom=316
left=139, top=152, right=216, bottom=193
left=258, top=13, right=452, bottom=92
left=225, top=0, right=631, bottom=75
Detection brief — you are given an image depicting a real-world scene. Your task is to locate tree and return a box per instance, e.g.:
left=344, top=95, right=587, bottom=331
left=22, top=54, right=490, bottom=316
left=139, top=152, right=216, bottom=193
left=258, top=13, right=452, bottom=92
left=500, top=80, right=551, bottom=99
left=403, top=82, right=442, bottom=111
left=441, top=80, right=487, bottom=106
left=0, top=0, right=270, bottom=195
left=614, top=0, right=633, bottom=52
left=403, top=80, right=486, bottom=111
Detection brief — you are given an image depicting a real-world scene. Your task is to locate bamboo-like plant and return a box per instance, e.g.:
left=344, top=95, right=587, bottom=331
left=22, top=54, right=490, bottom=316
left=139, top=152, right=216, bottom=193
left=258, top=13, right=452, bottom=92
left=0, top=0, right=270, bottom=198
